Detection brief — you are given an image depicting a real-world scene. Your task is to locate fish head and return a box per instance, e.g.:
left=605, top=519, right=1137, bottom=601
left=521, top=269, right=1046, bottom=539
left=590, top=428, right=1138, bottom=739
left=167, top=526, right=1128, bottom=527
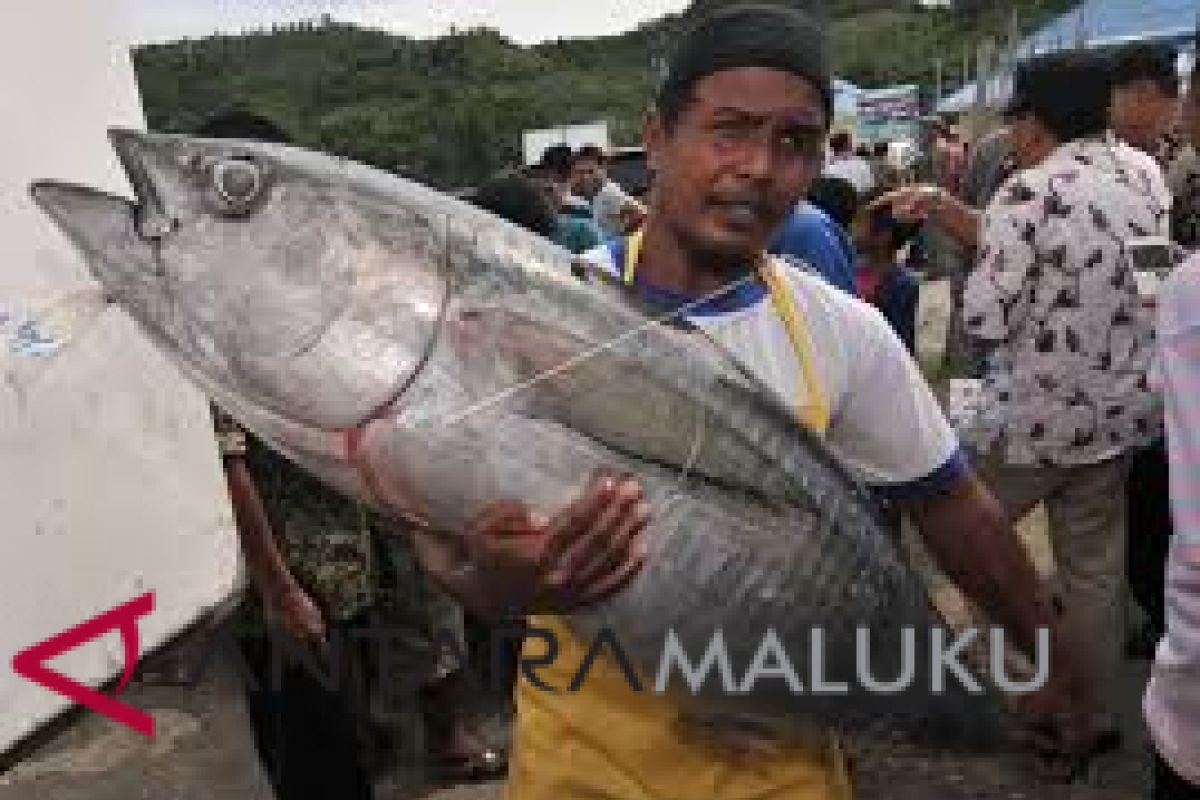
left=30, top=128, right=454, bottom=433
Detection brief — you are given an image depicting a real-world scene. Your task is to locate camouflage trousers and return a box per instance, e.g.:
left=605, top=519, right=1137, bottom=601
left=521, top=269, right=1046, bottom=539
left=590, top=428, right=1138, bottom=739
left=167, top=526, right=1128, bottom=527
left=370, top=530, right=468, bottom=690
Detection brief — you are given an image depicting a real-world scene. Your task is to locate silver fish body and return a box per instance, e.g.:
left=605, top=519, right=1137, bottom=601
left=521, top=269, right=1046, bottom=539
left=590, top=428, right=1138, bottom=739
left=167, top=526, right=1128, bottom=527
left=31, top=130, right=1015, bottom=750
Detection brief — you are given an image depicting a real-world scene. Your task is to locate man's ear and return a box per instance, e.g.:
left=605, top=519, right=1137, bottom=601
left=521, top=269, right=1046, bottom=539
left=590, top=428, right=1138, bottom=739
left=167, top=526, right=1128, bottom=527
left=643, top=107, right=667, bottom=174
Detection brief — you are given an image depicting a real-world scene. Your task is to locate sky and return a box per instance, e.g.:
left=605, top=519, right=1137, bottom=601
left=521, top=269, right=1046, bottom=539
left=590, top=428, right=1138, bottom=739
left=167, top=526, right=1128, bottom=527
left=117, top=0, right=692, bottom=46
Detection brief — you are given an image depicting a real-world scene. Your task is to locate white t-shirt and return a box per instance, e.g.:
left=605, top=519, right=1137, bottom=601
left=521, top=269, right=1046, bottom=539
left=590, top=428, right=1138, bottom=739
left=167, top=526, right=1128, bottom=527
left=584, top=243, right=965, bottom=497
left=823, top=156, right=876, bottom=195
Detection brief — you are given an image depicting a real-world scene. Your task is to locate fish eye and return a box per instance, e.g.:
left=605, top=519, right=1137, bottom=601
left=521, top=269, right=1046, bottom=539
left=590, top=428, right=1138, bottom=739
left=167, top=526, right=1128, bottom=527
left=210, top=156, right=266, bottom=216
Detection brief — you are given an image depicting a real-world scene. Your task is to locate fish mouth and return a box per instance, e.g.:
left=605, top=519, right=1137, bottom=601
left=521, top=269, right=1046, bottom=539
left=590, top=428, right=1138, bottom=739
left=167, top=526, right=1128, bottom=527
left=28, top=129, right=175, bottom=256
left=29, top=180, right=136, bottom=270
left=108, top=127, right=177, bottom=240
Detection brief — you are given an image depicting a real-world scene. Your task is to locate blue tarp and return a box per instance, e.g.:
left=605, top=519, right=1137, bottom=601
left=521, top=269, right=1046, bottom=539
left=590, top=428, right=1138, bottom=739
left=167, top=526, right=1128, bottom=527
left=936, top=0, right=1198, bottom=114
left=1025, top=0, right=1196, bottom=52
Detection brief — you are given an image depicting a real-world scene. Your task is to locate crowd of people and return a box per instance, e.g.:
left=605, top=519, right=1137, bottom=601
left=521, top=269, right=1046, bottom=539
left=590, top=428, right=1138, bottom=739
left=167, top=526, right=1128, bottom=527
left=191, top=4, right=1200, bottom=799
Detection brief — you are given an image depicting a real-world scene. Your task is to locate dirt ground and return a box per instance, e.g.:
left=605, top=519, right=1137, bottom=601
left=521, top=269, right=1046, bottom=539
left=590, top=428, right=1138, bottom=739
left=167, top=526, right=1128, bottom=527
left=0, top=280, right=1158, bottom=800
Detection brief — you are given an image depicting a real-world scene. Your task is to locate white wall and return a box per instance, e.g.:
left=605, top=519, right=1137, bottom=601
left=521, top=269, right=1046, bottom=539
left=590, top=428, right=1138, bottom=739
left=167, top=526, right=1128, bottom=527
left=0, top=0, right=240, bottom=754
left=522, top=121, right=611, bottom=166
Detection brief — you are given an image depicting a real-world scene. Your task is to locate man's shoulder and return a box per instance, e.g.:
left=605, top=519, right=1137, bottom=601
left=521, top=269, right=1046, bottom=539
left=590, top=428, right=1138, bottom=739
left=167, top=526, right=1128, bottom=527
left=602, top=179, right=629, bottom=196
left=822, top=159, right=851, bottom=178
left=776, top=204, right=847, bottom=248
left=983, top=165, right=1053, bottom=214
left=787, top=202, right=834, bottom=229
left=773, top=255, right=876, bottom=326
left=1117, top=140, right=1165, bottom=173
left=772, top=208, right=857, bottom=296
left=563, top=194, right=592, bottom=214
left=596, top=181, right=631, bottom=208
left=1116, top=142, right=1170, bottom=190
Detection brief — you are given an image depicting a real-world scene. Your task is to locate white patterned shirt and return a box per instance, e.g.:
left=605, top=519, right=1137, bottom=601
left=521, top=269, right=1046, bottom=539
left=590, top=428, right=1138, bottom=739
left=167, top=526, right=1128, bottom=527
left=962, top=134, right=1170, bottom=466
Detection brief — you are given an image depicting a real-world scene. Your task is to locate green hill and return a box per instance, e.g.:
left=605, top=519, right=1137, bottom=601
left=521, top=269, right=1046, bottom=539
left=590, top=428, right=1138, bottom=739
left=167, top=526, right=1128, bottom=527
left=132, top=1, right=1074, bottom=189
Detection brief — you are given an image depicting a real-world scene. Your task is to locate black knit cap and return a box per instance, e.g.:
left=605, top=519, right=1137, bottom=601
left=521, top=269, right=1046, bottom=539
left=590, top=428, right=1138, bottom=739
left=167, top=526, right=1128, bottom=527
left=657, top=3, right=833, bottom=125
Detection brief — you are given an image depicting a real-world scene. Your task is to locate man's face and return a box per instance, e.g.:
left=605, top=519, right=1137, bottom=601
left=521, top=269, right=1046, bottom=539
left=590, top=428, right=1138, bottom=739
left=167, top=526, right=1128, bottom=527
left=1111, top=80, right=1180, bottom=151
left=1005, top=115, right=1053, bottom=170
left=570, top=157, right=605, bottom=199
left=644, top=67, right=827, bottom=264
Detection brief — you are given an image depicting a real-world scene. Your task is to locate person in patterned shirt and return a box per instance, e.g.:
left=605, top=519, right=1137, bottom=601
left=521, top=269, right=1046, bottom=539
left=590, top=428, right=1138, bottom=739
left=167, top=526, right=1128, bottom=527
left=960, top=52, right=1171, bottom=745
left=865, top=51, right=1171, bottom=750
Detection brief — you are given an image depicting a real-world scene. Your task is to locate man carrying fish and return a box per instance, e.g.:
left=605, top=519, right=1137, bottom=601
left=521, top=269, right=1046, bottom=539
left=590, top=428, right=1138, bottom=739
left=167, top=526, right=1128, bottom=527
left=26, top=5, right=1117, bottom=798
left=504, top=5, right=1109, bottom=799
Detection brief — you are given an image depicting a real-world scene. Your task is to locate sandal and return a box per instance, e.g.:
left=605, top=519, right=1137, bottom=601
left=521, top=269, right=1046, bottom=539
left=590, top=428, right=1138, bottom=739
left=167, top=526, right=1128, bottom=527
left=421, top=671, right=509, bottom=784
left=425, top=742, right=508, bottom=784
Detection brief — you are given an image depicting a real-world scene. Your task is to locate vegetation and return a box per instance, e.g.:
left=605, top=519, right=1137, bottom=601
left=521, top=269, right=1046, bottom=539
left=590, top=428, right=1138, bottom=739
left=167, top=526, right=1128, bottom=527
left=132, top=1, right=1075, bottom=189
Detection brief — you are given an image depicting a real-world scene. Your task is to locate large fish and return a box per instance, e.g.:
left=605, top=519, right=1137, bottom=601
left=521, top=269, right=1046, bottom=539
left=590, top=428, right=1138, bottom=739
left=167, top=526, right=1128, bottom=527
left=30, top=129, right=1019, bottom=750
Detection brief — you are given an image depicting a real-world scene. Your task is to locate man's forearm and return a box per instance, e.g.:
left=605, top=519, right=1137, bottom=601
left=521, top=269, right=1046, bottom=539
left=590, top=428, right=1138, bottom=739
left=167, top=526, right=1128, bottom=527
left=928, top=188, right=982, bottom=250
left=908, top=473, right=1059, bottom=655
left=224, top=457, right=296, bottom=599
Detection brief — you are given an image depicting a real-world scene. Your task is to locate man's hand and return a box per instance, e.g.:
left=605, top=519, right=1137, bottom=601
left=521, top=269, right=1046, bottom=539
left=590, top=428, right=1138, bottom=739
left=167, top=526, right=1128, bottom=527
left=867, top=185, right=944, bottom=223
left=417, top=472, right=650, bottom=620
left=222, top=453, right=330, bottom=647
left=1007, top=621, right=1117, bottom=773
left=266, top=583, right=328, bottom=645
left=868, top=184, right=981, bottom=248
left=907, top=473, right=1104, bottom=764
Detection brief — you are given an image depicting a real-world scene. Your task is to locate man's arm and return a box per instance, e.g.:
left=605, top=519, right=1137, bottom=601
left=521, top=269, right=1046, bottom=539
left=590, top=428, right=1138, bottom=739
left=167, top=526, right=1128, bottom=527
left=871, top=185, right=982, bottom=249
left=224, top=456, right=294, bottom=600
left=216, top=419, right=325, bottom=642
left=904, top=472, right=1061, bottom=659
left=905, top=471, right=1109, bottom=758
left=822, top=289, right=1098, bottom=752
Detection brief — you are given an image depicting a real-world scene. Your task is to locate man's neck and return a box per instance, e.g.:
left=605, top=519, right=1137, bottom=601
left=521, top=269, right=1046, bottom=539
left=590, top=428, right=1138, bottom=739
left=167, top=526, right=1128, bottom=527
left=637, top=220, right=756, bottom=298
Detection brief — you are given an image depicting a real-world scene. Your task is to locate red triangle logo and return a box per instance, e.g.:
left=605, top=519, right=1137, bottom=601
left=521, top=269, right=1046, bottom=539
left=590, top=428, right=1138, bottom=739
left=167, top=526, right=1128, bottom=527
left=12, top=592, right=156, bottom=738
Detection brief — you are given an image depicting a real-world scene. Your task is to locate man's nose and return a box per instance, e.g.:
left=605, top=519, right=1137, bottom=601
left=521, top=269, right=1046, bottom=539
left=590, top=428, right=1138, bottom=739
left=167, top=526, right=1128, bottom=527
left=735, top=139, right=774, bottom=183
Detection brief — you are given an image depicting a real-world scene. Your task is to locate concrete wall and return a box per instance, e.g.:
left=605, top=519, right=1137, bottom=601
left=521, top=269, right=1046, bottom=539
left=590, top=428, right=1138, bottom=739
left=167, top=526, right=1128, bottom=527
left=0, top=0, right=241, bottom=755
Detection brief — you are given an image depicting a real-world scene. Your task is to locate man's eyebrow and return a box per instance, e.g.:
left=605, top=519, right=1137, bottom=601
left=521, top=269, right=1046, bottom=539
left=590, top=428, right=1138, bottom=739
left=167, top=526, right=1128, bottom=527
left=708, top=107, right=825, bottom=127
left=779, top=117, right=827, bottom=131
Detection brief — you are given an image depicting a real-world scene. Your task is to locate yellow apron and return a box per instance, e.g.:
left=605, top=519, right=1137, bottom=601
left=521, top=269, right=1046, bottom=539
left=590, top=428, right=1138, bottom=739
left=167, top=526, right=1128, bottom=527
left=507, top=232, right=851, bottom=800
